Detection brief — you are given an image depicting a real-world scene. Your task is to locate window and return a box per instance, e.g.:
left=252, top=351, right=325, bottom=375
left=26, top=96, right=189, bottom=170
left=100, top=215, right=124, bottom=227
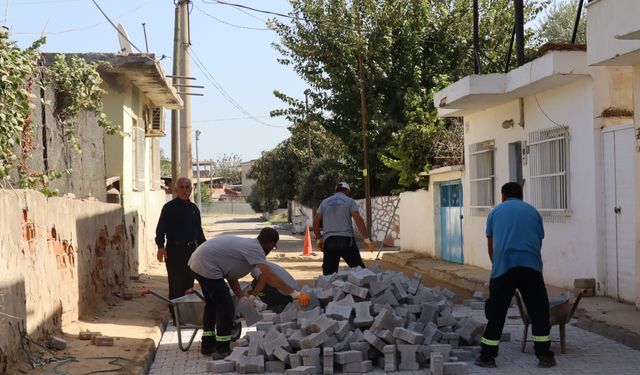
left=527, top=126, right=570, bottom=217
left=469, top=140, right=495, bottom=214
left=132, top=118, right=146, bottom=191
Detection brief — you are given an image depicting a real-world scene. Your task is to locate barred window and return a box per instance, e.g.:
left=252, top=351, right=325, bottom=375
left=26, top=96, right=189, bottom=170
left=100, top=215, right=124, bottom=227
left=528, top=126, right=570, bottom=217
left=469, top=140, right=495, bottom=215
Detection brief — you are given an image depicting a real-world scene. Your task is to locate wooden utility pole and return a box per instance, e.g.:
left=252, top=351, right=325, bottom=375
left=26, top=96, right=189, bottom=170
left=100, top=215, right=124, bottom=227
left=514, top=0, right=525, bottom=66
left=170, top=2, right=181, bottom=197
left=179, top=0, right=192, bottom=178
left=305, top=93, right=312, bottom=168
left=356, top=1, right=372, bottom=237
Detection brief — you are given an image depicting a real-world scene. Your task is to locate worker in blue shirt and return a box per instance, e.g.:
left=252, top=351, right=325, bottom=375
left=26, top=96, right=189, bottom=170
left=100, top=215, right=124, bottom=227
left=475, top=182, right=555, bottom=368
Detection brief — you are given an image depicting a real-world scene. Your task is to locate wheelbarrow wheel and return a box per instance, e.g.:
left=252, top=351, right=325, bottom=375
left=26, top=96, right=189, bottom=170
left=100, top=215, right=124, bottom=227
left=231, top=319, right=242, bottom=341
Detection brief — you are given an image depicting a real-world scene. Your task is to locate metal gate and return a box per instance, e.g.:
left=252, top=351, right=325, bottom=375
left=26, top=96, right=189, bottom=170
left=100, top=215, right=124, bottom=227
left=440, top=180, right=464, bottom=264
left=603, top=125, right=636, bottom=302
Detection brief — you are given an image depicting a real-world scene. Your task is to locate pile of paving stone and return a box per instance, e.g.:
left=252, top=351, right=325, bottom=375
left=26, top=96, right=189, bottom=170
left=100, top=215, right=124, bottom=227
left=207, top=265, right=487, bottom=374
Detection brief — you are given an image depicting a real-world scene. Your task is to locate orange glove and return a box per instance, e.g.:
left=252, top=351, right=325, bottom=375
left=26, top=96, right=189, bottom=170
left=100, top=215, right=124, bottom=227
left=363, top=238, right=375, bottom=252
left=290, top=291, right=311, bottom=308
left=316, top=239, right=323, bottom=251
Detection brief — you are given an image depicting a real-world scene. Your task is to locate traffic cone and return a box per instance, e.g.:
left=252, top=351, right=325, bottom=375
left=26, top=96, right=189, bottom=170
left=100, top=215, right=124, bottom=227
left=301, top=225, right=316, bottom=256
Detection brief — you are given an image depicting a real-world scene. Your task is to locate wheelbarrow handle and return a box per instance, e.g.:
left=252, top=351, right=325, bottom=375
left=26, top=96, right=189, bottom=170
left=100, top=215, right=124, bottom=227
left=139, top=288, right=173, bottom=304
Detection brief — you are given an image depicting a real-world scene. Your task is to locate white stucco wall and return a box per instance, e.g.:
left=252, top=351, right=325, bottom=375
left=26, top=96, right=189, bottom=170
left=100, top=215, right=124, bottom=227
left=587, top=0, right=640, bottom=66
left=463, top=78, right=602, bottom=290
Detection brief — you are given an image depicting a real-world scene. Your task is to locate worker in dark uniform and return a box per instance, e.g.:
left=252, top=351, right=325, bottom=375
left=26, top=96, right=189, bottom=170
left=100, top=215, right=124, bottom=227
left=475, top=182, right=556, bottom=368
left=155, top=177, right=206, bottom=323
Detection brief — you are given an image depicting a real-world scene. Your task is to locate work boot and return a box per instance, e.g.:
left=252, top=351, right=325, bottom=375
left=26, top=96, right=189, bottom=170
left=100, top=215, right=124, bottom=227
left=200, top=336, right=216, bottom=355
left=474, top=354, right=497, bottom=368
left=537, top=354, right=556, bottom=368
left=210, top=349, right=231, bottom=360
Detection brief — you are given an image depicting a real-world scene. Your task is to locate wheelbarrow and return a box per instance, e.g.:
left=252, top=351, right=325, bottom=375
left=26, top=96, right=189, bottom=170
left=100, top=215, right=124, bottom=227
left=139, top=288, right=242, bottom=351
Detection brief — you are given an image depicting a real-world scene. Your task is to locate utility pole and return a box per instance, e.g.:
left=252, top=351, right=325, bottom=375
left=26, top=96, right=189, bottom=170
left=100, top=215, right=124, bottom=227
left=170, top=2, right=181, bottom=198
left=305, top=92, right=312, bottom=168
left=195, top=130, right=202, bottom=209
left=356, top=1, right=372, bottom=237
left=514, top=0, right=525, bottom=66
left=178, top=0, right=192, bottom=179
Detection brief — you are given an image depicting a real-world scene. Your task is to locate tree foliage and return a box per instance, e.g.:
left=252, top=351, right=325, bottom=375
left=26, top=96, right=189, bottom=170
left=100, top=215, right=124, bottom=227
left=210, top=153, right=243, bottom=184
left=535, top=0, right=586, bottom=45
left=250, top=0, right=549, bottom=209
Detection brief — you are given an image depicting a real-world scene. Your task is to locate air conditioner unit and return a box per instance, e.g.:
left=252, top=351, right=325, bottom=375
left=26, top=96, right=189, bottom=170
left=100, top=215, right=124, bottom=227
left=146, top=107, right=165, bottom=137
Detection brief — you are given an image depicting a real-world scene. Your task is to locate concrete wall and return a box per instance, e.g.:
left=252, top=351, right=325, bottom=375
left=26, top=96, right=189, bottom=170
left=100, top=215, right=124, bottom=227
left=355, top=196, right=400, bottom=245
left=587, top=0, right=640, bottom=66
left=399, top=168, right=464, bottom=257
left=0, top=190, right=134, bottom=372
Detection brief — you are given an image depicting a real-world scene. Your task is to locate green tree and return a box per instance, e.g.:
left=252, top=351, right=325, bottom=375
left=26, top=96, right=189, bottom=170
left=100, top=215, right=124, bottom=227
left=269, top=0, right=548, bottom=194
left=536, top=0, right=586, bottom=45
left=160, top=148, right=171, bottom=177
left=210, top=153, right=243, bottom=184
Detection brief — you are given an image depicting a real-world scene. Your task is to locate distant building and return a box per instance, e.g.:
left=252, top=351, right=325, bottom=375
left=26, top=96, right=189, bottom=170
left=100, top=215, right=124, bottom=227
left=241, top=159, right=257, bottom=197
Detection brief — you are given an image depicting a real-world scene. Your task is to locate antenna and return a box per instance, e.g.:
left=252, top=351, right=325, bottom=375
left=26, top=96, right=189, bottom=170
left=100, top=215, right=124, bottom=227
left=116, top=23, right=133, bottom=54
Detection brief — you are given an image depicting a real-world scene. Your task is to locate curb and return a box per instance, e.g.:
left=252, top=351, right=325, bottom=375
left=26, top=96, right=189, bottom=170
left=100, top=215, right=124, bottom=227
left=140, top=311, right=170, bottom=375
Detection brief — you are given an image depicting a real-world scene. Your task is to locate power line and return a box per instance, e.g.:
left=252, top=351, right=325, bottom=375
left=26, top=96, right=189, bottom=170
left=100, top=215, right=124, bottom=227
left=187, top=45, right=288, bottom=129
left=0, top=0, right=81, bottom=4
left=194, top=4, right=269, bottom=31
left=90, top=0, right=145, bottom=54
left=193, top=115, right=271, bottom=122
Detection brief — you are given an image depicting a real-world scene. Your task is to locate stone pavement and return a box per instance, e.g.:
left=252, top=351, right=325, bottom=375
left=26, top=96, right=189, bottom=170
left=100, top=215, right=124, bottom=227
left=149, top=302, right=640, bottom=374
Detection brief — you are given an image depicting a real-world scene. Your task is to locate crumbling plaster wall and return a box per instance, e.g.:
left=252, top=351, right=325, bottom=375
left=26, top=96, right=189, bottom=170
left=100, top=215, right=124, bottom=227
left=354, top=196, right=400, bottom=246
left=0, top=189, right=133, bottom=372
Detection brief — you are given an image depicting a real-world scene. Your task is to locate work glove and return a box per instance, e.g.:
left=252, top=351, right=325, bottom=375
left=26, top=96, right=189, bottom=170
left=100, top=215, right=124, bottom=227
left=363, top=238, right=375, bottom=252
left=290, top=291, right=311, bottom=308
left=316, top=239, right=323, bottom=251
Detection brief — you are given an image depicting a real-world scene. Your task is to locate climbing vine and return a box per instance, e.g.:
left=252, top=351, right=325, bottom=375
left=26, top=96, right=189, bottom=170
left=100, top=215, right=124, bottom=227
left=0, top=31, right=121, bottom=194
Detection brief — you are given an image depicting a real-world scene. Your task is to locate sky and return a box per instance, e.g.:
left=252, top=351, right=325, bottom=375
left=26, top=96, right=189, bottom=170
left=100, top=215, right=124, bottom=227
left=2, top=0, right=306, bottom=163
left=2, top=0, right=565, bottom=164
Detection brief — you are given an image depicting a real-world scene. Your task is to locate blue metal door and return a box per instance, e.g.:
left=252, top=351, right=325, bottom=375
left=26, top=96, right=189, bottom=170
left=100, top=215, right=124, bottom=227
left=440, top=180, right=464, bottom=264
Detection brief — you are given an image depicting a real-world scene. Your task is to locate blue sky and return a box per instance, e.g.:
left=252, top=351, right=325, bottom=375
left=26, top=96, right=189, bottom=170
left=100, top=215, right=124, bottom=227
left=3, top=0, right=306, bottom=162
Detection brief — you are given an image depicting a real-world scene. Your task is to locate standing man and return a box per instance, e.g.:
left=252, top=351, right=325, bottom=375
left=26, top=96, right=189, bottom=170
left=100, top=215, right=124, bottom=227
left=475, top=182, right=555, bottom=368
left=313, top=181, right=375, bottom=275
left=155, top=177, right=206, bottom=322
left=188, top=227, right=309, bottom=358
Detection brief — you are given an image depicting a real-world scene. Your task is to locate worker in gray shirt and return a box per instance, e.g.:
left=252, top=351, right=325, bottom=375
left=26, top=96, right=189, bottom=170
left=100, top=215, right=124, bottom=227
left=250, top=261, right=297, bottom=312
left=313, top=181, right=375, bottom=275
left=188, top=227, right=309, bottom=359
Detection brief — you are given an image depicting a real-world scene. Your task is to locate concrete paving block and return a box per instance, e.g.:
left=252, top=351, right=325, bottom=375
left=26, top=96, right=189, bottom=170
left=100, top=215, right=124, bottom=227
left=383, top=344, right=397, bottom=372
left=347, top=268, right=377, bottom=287
left=238, top=355, right=265, bottom=374
left=375, top=329, right=395, bottom=344
left=393, top=306, right=409, bottom=318
left=416, top=344, right=431, bottom=363
left=207, top=359, right=235, bottom=373
left=301, top=330, right=329, bottom=349
left=393, top=327, right=424, bottom=345
left=263, top=329, right=290, bottom=356
left=315, top=275, right=332, bottom=289
left=418, top=302, right=439, bottom=324
left=323, top=347, right=334, bottom=375
left=470, top=301, right=485, bottom=310
left=397, top=344, right=419, bottom=370
left=437, top=314, right=457, bottom=327
left=310, top=314, right=339, bottom=336
left=285, top=366, right=316, bottom=375
left=391, top=278, right=409, bottom=301
left=322, top=334, right=338, bottom=349
left=334, top=350, right=363, bottom=365
left=225, top=346, right=249, bottom=363
left=278, top=321, right=298, bottom=332
left=422, top=322, right=438, bottom=344
left=368, top=279, right=389, bottom=297
left=441, top=288, right=455, bottom=300
left=451, top=349, right=474, bottom=361
left=262, top=312, right=277, bottom=322
left=472, top=291, right=485, bottom=301
left=430, top=352, right=444, bottom=375
left=238, top=300, right=264, bottom=327
left=298, top=306, right=322, bottom=324
left=265, top=360, right=286, bottom=373
left=289, top=353, right=302, bottom=369
left=349, top=341, right=370, bottom=358
left=443, top=361, right=469, bottom=374
left=372, top=289, right=399, bottom=307
left=331, top=279, right=346, bottom=288
left=300, top=348, right=322, bottom=373
left=78, top=331, right=101, bottom=340
left=256, top=322, right=274, bottom=331
left=343, top=282, right=369, bottom=299
left=429, top=343, right=451, bottom=361
left=273, top=347, right=291, bottom=363
left=316, top=288, right=334, bottom=304
left=406, top=272, right=422, bottom=295
left=334, top=320, right=351, bottom=341
left=247, top=331, right=266, bottom=356
left=370, top=308, right=395, bottom=331
left=353, top=301, right=374, bottom=328
left=455, top=318, right=484, bottom=345
left=325, top=301, right=353, bottom=321
left=363, top=330, right=386, bottom=353
left=341, top=360, right=372, bottom=373
left=91, top=336, right=113, bottom=346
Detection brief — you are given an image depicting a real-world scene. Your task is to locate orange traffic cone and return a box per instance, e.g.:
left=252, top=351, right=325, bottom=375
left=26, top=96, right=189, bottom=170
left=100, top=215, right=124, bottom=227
left=301, top=225, right=316, bottom=256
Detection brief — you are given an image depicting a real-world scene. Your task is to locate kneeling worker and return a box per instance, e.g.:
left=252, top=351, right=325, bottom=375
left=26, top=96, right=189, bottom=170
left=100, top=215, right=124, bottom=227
left=188, top=227, right=309, bottom=359
left=251, top=260, right=297, bottom=313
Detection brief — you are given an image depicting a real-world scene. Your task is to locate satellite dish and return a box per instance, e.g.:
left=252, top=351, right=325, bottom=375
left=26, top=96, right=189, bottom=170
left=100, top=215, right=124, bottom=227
left=116, top=23, right=133, bottom=54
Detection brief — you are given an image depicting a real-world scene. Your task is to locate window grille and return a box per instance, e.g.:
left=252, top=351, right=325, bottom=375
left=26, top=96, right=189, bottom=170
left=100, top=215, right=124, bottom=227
left=132, top=119, right=146, bottom=191
left=528, top=126, right=570, bottom=217
left=469, top=140, right=495, bottom=214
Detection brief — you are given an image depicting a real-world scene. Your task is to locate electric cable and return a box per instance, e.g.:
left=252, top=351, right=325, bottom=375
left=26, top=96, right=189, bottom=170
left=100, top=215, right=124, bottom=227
left=194, top=3, right=269, bottom=31
left=187, top=45, right=288, bottom=128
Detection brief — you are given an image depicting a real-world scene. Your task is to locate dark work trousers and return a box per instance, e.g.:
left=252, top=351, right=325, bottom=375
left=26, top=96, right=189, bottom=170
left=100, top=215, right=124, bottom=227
left=481, top=267, right=552, bottom=358
left=193, top=272, right=235, bottom=352
left=251, top=279, right=293, bottom=313
left=322, top=236, right=365, bottom=275
left=165, top=243, right=196, bottom=321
